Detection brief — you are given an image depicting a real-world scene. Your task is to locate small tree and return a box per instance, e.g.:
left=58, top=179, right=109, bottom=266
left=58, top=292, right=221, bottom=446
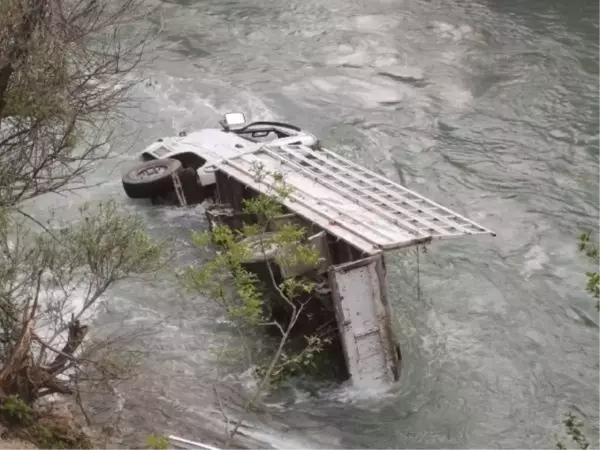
left=0, top=200, right=164, bottom=404
left=145, top=433, right=169, bottom=449
left=0, top=0, right=162, bottom=434
left=185, top=164, right=335, bottom=444
left=0, top=0, right=153, bottom=205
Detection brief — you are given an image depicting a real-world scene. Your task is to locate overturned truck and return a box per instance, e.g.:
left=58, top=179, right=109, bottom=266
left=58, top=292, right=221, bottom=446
left=121, top=113, right=495, bottom=389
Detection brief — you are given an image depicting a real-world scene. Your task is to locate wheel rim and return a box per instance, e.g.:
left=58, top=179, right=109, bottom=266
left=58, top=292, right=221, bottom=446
left=244, top=236, right=280, bottom=260
left=137, top=165, right=167, bottom=179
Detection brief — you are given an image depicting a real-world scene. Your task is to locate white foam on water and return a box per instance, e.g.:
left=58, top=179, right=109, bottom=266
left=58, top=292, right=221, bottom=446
left=353, top=15, right=400, bottom=34
left=235, top=423, right=343, bottom=449
left=435, top=82, right=474, bottom=109
left=521, top=244, right=549, bottom=279
left=280, top=378, right=398, bottom=411
left=322, top=381, right=398, bottom=406
left=429, top=21, right=474, bottom=41
left=36, top=285, right=103, bottom=346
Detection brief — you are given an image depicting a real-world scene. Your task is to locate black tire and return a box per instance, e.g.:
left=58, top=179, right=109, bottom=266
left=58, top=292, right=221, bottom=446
left=122, top=158, right=182, bottom=199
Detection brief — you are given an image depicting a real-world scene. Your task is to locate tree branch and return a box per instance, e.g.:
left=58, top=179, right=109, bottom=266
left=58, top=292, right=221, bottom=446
left=49, top=316, right=89, bottom=374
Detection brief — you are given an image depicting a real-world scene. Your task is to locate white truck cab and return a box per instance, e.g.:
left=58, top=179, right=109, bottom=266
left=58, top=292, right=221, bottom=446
left=132, top=113, right=320, bottom=192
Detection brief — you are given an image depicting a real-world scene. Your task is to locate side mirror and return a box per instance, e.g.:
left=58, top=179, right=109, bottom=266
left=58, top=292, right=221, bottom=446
left=221, top=112, right=246, bottom=131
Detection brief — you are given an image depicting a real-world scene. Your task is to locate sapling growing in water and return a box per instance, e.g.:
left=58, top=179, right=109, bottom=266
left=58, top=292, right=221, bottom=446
left=184, top=164, right=340, bottom=445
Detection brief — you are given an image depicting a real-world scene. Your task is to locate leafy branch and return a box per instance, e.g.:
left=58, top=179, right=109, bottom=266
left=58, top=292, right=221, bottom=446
left=184, top=165, right=332, bottom=446
left=578, top=232, right=599, bottom=311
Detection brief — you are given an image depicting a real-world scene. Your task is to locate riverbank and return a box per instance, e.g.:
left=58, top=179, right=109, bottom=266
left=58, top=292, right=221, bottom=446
left=0, top=400, right=94, bottom=449
left=0, top=437, right=37, bottom=449
left=0, top=390, right=162, bottom=450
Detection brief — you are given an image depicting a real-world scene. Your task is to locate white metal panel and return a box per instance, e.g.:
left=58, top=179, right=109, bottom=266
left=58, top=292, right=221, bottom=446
left=141, top=129, right=262, bottom=162
left=216, top=142, right=495, bottom=255
left=329, top=257, right=398, bottom=388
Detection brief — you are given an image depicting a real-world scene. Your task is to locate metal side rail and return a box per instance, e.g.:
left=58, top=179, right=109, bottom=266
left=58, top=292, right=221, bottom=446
left=220, top=156, right=394, bottom=247
left=215, top=141, right=495, bottom=253
left=168, top=435, right=221, bottom=450
left=263, top=143, right=496, bottom=240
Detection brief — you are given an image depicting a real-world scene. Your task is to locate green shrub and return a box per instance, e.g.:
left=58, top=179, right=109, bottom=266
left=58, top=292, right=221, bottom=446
left=146, top=434, right=169, bottom=449
left=0, top=396, right=33, bottom=425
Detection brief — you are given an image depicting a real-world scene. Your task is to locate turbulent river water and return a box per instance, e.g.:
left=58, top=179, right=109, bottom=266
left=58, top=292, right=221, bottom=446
left=32, top=0, right=600, bottom=447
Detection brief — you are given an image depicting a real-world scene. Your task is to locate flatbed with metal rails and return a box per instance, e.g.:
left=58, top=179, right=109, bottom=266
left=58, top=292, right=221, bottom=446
left=216, top=141, right=495, bottom=255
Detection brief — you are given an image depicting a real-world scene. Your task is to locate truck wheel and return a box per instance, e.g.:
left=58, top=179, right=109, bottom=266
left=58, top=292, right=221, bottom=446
left=122, top=158, right=182, bottom=199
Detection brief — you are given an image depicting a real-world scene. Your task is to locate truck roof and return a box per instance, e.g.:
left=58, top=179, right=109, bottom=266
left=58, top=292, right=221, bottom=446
left=216, top=142, right=496, bottom=255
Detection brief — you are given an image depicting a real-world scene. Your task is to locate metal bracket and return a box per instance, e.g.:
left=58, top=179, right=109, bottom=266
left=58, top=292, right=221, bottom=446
left=172, top=172, right=187, bottom=207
